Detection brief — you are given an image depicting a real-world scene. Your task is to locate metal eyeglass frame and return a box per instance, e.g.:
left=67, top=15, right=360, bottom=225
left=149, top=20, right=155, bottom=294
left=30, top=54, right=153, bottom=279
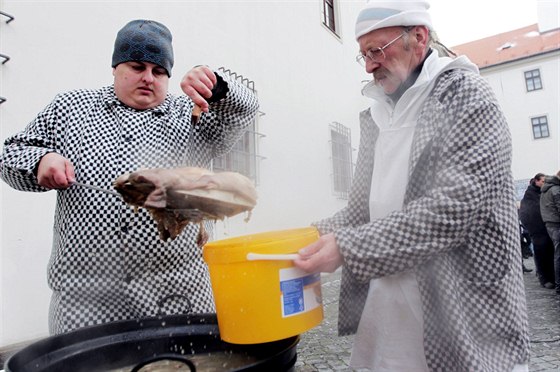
left=356, top=27, right=413, bottom=66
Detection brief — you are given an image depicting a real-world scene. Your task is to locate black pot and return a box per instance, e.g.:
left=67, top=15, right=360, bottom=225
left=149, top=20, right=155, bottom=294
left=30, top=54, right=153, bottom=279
left=5, top=313, right=298, bottom=372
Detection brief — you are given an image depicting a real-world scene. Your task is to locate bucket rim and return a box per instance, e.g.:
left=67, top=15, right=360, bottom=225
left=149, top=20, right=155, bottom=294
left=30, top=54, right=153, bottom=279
left=203, top=227, right=319, bottom=264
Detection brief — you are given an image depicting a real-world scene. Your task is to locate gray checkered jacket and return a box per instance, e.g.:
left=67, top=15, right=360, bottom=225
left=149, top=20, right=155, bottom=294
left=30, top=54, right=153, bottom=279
left=1, top=72, right=258, bottom=334
left=314, top=69, right=530, bottom=371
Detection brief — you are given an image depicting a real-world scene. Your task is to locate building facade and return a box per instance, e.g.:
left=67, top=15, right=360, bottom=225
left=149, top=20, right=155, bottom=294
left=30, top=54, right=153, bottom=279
left=452, top=21, right=560, bottom=199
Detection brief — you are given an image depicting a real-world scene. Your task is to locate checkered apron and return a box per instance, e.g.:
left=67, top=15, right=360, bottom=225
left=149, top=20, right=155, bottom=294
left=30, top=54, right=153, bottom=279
left=1, top=74, right=258, bottom=334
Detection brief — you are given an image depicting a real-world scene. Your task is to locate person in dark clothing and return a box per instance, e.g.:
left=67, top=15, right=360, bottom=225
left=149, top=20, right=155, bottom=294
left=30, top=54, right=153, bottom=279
left=540, top=170, right=560, bottom=294
left=519, top=221, right=533, bottom=273
left=519, top=174, right=555, bottom=288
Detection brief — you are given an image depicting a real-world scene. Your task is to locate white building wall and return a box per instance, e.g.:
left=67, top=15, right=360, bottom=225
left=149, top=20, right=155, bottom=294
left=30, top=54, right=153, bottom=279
left=481, top=52, right=560, bottom=181
left=0, top=1, right=369, bottom=345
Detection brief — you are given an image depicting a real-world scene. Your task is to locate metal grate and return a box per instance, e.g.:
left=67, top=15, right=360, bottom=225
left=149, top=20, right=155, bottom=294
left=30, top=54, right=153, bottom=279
left=212, top=68, right=265, bottom=184
left=0, top=11, right=14, bottom=105
left=329, top=122, right=353, bottom=199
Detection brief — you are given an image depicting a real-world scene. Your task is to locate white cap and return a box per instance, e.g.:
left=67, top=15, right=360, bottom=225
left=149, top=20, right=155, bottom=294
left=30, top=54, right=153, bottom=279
left=355, top=0, right=434, bottom=40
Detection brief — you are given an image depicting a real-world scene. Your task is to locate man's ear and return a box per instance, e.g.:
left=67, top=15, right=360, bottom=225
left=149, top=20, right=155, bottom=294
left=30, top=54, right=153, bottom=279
left=412, top=25, right=430, bottom=49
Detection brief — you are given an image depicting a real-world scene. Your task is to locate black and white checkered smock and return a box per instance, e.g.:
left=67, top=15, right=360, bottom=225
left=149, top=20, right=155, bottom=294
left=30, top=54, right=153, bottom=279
left=314, top=69, right=530, bottom=371
left=0, top=72, right=259, bottom=335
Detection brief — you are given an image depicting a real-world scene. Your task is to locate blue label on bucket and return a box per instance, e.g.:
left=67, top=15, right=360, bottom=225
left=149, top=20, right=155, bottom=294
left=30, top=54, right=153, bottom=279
left=280, top=269, right=321, bottom=317
left=281, top=278, right=305, bottom=316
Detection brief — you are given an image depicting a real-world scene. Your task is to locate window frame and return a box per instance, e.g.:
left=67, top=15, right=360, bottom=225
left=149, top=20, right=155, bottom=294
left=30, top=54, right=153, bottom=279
left=524, top=68, right=543, bottom=92
left=322, top=0, right=339, bottom=37
left=530, top=115, right=550, bottom=139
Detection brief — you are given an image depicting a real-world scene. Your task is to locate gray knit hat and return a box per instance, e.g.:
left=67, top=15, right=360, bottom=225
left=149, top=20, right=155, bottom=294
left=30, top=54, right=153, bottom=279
left=112, top=20, right=174, bottom=77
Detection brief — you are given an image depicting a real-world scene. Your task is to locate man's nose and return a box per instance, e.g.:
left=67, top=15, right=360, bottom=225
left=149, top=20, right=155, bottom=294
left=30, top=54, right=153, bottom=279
left=365, top=59, right=381, bottom=74
left=141, top=70, right=155, bottom=82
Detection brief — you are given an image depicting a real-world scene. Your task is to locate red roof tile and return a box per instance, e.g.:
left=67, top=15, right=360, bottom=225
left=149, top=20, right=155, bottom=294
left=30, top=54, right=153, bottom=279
left=450, top=24, right=560, bottom=68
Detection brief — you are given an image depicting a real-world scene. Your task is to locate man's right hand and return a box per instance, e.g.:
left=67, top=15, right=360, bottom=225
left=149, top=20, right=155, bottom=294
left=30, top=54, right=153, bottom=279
left=180, top=65, right=217, bottom=113
left=36, top=152, right=76, bottom=189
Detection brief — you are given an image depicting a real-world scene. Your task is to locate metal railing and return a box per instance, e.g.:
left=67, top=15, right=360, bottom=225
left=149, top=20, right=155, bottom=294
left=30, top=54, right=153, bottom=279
left=0, top=11, right=14, bottom=23
left=212, top=68, right=265, bottom=184
left=0, top=11, right=14, bottom=105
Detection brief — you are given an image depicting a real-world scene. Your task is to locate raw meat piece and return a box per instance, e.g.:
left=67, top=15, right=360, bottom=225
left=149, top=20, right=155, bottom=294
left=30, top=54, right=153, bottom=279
left=114, top=167, right=257, bottom=243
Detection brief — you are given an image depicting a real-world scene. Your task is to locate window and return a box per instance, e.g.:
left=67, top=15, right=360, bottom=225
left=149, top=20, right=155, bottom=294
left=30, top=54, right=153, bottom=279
left=531, top=116, right=549, bottom=139
left=514, top=178, right=531, bottom=201
left=212, top=68, right=265, bottom=184
left=322, top=0, right=338, bottom=35
left=212, top=121, right=264, bottom=182
left=330, top=122, right=353, bottom=199
left=524, top=69, right=542, bottom=91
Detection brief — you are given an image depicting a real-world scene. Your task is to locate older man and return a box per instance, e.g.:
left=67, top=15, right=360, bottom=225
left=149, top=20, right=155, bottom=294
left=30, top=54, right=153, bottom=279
left=294, top=1, right=529, bottom=371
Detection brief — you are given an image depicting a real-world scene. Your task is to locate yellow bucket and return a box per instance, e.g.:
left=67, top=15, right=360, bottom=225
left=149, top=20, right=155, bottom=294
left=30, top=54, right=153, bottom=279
left=203, top=227, right=324, bottom=344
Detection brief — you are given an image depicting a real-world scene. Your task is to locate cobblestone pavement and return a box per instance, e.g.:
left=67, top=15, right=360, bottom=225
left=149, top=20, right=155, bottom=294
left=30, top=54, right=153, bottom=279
left=296, top=258, right=560, bottom=371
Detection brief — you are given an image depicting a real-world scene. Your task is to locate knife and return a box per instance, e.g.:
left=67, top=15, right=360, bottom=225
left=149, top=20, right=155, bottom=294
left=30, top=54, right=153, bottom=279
left=72, top=181, right=121, bottom=197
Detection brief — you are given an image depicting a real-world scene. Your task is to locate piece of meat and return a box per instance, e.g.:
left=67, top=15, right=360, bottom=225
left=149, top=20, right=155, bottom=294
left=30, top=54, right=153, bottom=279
left=113, top=167, right=257, bottom=243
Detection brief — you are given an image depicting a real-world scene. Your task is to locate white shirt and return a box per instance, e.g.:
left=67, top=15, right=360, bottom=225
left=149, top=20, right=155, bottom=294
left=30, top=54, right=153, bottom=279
left=351, top=52, right=464, bottom=371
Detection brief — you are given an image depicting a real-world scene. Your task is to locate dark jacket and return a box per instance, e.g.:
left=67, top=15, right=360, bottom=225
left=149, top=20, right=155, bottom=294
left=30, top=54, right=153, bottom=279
left=519, top=183, right=550, bottom=245
left=540, top=175, right=560, bottom=226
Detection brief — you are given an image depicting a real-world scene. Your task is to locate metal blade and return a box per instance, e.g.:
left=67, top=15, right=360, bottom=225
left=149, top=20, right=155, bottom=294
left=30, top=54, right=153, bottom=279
left=72, top=181, right=121, bottom=197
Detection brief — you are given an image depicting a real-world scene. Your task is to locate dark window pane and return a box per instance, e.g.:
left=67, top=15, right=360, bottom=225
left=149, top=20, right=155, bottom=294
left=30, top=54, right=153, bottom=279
left=534, top=78, right=542, bottom=90
left=323, top=0, right=336, bottom=33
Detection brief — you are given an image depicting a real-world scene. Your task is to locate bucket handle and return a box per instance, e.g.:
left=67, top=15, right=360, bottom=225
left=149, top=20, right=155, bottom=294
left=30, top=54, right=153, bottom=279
left=246, top=253, right=299, bottom=261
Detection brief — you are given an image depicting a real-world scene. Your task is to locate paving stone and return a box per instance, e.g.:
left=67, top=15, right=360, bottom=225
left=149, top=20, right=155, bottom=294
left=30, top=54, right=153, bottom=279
left=296, top=258, right=560, bottom=371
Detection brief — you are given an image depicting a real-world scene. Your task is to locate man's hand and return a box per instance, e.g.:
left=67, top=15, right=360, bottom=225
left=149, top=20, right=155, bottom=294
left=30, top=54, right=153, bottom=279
left=180, top=65, right=217, bottom=113
left=36, top=152, right=75, bottom=189
left=293, top=232, right=343, bottom=273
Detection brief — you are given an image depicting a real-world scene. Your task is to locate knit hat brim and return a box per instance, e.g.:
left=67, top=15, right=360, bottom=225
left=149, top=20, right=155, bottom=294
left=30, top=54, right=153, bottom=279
left=355, top=1, right=433, bottom=40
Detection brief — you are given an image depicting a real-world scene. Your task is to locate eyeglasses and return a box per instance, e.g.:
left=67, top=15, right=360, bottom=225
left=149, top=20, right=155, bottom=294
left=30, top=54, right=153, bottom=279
left=356, top=32, right=406, bottom=66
